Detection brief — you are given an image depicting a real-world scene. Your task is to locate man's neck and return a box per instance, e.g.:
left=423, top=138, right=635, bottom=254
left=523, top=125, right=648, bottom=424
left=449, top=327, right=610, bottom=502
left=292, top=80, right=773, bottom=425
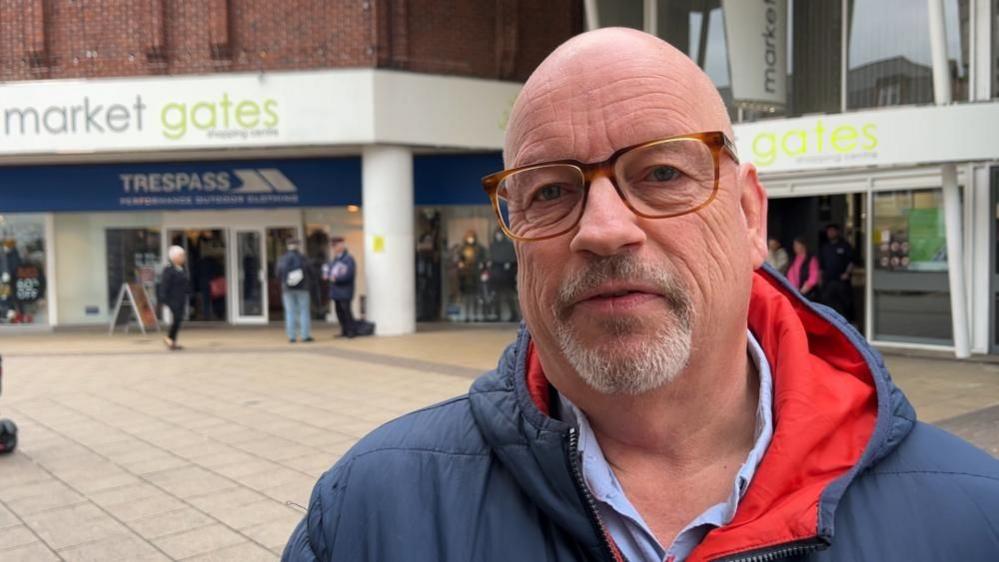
left=555, top=331, right=761, bottom=547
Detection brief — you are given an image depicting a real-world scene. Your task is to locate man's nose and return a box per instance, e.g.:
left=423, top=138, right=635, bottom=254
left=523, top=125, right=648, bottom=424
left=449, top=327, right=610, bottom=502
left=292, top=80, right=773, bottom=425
left=569, top=176, right=646, bottom=256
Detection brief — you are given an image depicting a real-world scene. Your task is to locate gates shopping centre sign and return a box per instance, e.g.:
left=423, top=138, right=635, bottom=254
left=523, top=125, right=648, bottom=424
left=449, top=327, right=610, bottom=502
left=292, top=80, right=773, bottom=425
left=733, top=102, right=999, bottom=174
left=0, top=69, right=519, bottom=154
left=0, top=158, right=361, bottom=213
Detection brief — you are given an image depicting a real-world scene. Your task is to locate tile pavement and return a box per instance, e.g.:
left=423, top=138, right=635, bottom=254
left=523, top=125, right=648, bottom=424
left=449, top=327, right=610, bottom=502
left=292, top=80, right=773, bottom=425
left=0, top=325, right=997, bottom=560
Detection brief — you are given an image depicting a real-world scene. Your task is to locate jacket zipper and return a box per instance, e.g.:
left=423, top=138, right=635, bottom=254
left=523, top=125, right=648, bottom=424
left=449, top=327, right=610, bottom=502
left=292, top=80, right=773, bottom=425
left=566, top=427, right=623, bottom=562
left=718, top=538, right=824, bottom=562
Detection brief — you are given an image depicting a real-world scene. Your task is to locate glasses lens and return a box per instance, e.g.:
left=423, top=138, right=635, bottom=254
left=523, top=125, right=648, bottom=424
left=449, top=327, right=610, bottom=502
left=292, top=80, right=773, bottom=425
left=496, top=164, right=585, bottom=239
left=615, top=139, right=716, bottom=217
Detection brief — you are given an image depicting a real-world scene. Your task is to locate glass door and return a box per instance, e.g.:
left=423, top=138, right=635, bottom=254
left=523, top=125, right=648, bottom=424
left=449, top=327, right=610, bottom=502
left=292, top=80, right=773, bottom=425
left=231, top=228, right=267, bottom=324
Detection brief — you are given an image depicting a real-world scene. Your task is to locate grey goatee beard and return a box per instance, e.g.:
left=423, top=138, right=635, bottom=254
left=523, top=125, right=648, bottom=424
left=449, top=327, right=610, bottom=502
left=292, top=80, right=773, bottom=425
left=552, top=255, right=694, bottom=395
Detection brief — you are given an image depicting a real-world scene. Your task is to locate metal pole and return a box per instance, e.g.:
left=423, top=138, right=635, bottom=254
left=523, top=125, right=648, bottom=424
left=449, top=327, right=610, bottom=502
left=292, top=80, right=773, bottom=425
left=696, top=1, right=710, bottom=68
left=644, top=0, right=658, bottom=36
left=840, top=0, right=848, bottom=113
left=928, top=0, right=970, bottom=358
left=584, top=0, right=600, bottom=31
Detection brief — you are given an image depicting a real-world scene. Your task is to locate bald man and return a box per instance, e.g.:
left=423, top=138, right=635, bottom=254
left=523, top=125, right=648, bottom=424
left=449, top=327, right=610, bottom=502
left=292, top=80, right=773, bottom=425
left=284, top=29, right=999, bottom=562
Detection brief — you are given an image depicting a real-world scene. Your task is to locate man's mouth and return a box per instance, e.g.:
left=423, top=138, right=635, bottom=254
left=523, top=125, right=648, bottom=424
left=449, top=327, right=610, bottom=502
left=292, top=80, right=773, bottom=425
left=572, top=283, right=664, bottom=311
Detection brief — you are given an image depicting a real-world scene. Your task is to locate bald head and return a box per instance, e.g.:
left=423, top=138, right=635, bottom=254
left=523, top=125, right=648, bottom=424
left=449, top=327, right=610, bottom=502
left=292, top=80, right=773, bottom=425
left=504, top=28, right=732, bottom=168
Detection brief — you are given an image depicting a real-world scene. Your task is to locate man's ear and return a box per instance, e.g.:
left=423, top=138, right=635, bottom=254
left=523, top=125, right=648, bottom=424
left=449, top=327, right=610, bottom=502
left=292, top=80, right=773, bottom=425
left=738, top=163, right=768, bottom=269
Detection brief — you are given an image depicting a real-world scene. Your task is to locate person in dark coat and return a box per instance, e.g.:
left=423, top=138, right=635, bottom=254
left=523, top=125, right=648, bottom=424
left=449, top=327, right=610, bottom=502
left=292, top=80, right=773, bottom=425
left=158, top=245, right=189, bottom=350
left=323, top=238, right=356, bottom=338
left=819, top=224, right=855, bottom=321
left=283, top=29, right=999, bottom=562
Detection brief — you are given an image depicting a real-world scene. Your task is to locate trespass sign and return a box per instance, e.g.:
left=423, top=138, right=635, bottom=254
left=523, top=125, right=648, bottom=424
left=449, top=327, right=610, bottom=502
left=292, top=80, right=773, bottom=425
left=732, top=102, right=999, bottom=173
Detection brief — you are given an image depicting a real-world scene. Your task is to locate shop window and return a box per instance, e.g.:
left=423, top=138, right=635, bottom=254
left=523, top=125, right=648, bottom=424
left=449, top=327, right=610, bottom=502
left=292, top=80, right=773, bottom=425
left=106, top=229, right=161, bottom=312
left=872, top=189, right=952, bottom=344
left=418, top=206, right=520, bottom=323
left=0, top=215, right=48, bottom=326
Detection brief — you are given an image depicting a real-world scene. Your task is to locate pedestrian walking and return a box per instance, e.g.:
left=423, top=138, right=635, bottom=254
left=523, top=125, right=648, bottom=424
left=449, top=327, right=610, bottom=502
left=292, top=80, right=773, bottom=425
left=323, top=238, right=357, bottom=338
left=277, top=239, right=313, bottom=343
left=158, top=245, right=189, bottom=351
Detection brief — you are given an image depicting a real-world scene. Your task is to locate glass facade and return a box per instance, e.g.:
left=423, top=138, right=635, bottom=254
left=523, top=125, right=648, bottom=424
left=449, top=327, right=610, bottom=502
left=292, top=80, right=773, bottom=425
left=595, top=0, right=735, bottom=116
left=847, top=0, right=968, bottom=109
left=0, top=214, right=48, bottom=326
left=872, top=189, right=952, bottom=344
left=106, top=228, right=161, bottom=312
left=590, top=0, right=977, bottom=119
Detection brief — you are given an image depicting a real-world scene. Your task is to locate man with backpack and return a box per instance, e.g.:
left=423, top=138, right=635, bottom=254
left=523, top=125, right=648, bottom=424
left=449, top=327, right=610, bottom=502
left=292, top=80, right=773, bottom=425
left=276, top=238, right=313, bottom=343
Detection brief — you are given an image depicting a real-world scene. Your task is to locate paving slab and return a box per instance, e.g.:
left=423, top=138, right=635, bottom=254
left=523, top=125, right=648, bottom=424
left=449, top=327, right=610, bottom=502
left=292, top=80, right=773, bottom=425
left=0, top=325, right=995, bottom=561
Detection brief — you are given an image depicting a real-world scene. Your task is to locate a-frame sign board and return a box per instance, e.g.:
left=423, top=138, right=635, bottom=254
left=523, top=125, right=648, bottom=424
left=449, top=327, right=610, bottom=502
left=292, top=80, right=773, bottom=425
left=109, top=283, right=161, bottom=335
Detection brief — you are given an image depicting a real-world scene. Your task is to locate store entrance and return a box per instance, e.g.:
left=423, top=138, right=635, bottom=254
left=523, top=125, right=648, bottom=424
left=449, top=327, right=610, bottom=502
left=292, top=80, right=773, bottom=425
left=167, top=229, right=228, bottom=322
left=767, top=194, right=866, bottom=333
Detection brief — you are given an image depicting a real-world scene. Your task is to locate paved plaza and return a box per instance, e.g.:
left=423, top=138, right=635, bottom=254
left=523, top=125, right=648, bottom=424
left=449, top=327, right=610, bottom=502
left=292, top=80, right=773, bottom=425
left=0, top=325, right=997, bottom=561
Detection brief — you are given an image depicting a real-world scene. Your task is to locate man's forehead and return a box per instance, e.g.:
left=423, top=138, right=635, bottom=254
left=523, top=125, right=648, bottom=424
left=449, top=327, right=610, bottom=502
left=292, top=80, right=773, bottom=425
left=508, top=84, right=705, bottom=168
left=505, top=31, right=726, bottom=168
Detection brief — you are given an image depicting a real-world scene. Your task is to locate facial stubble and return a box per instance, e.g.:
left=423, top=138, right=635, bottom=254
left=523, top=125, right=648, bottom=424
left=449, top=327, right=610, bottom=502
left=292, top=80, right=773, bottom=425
left=552, top=256, right=694, bottom=395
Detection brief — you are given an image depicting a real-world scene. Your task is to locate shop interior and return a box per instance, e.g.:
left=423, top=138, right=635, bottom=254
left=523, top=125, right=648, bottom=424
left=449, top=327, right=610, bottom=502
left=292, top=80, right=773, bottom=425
left=766, top=194, right=867, bottom=333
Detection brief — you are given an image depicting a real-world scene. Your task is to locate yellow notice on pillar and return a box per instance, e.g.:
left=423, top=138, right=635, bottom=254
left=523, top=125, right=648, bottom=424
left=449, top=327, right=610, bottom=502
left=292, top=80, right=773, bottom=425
left=372, top=235, right=385, bottom=254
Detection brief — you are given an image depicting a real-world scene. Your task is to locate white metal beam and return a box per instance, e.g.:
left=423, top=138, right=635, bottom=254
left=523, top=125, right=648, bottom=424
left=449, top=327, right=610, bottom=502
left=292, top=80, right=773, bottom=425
left=928, top=0, right=970, bottom=358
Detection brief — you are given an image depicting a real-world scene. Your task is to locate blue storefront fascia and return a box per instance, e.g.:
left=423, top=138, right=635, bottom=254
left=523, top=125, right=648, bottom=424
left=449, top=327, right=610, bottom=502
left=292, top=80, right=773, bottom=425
left=0, top=153, right=504, bottom=213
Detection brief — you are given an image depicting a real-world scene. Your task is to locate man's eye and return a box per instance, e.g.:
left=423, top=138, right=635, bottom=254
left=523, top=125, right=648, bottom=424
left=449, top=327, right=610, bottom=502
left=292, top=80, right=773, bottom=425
left=534, top=184, right=564, bottom=201
left=646, top=166, right=680, bottom=182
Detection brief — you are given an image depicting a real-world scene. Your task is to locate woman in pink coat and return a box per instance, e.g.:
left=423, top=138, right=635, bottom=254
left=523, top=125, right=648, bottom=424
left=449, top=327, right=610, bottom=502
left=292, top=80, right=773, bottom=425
left=787, top=237, right=820, bottom=300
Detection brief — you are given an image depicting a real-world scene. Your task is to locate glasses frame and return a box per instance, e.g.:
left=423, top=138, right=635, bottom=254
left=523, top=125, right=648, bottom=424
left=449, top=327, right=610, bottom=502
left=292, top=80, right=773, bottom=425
left=482, top=131, right=739, bottom=242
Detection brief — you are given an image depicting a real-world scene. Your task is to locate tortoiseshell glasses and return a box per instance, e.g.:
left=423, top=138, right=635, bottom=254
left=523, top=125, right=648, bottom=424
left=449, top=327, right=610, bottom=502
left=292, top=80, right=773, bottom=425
left=481, top=131, right=739, bottom=242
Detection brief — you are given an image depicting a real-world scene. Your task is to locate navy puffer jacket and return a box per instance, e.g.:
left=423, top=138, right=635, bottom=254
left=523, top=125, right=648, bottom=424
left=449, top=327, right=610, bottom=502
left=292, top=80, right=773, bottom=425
left=283, top=268, right=999, bottom=561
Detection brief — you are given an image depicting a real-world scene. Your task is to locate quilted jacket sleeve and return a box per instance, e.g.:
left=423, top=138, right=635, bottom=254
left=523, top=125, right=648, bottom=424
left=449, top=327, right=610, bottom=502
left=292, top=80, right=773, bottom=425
left=281, top=462, right=350, bottom=562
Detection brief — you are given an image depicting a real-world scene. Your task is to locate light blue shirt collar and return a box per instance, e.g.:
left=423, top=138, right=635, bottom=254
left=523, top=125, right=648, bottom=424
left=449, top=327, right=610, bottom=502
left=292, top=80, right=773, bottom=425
left=558, top=330, right=774, bottom=562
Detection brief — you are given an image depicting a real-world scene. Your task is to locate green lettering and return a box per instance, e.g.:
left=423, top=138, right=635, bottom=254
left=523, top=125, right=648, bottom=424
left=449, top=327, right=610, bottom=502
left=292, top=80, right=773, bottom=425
left=831, top=126, right=858, bottom=153
left=160, top=103, right=187, bottom=140
left=814, top=119, right=825, bottom=152
left=752, top=133, right=778, bottom=166
left=191, top=101, right=216, bottom=130
left=781, top=130, right=807, bottom=156
left=235, top=101, right=260, bottom=128
left=219, top=93, right=233, bottom=128
left=861, top=123, right=878, bottom=150
left=262, top=99, right=279, bottom=127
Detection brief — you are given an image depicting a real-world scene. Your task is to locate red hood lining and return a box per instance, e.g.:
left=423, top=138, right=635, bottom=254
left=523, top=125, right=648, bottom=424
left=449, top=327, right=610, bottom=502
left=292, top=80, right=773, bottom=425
left=523, top=270, right=878, bottom=561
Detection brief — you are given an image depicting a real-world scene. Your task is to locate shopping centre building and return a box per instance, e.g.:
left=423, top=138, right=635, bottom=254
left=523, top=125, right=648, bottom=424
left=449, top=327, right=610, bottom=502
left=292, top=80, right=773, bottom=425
left=0, top=0, right=997, bottom=358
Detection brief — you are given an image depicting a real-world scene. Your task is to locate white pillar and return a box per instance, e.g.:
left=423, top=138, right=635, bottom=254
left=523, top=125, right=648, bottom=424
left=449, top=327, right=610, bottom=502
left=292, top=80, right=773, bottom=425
left=362, top=145, right=415, bottom=336
left=927, top=0, right=952, bottom=104
left=583, top=0, right=600, bottom=31
left=643, top=0, right=658, bottom=36
left=942, top=164, right=970, bottom=358
left=928, top=0, right=969, bottom=358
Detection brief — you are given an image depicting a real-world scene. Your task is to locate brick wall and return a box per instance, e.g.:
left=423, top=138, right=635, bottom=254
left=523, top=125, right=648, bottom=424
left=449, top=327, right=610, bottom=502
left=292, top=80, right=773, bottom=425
left=0, top=0, right=581, bottom=83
